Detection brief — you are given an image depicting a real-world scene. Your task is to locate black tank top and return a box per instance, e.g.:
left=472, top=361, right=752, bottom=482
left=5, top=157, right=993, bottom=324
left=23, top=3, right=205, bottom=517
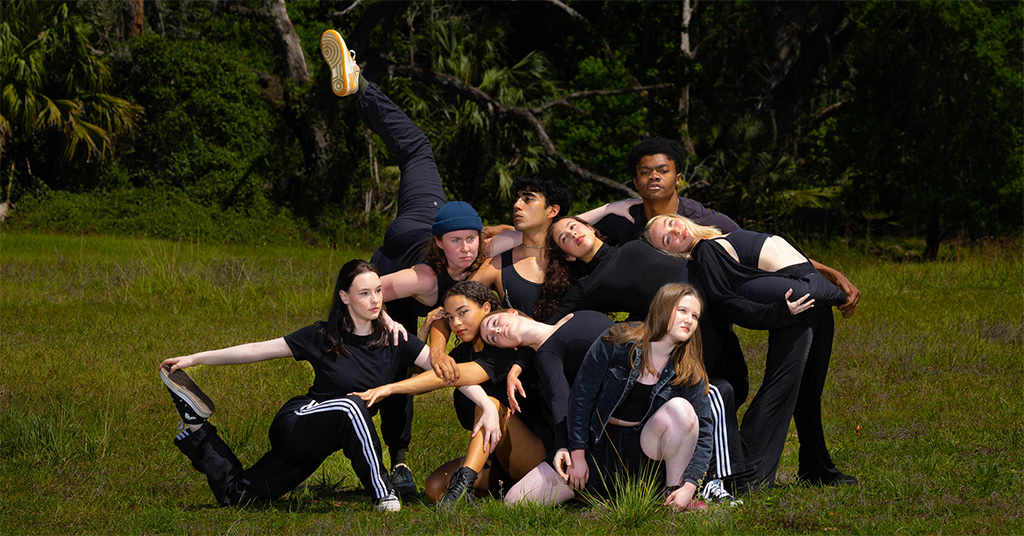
left=719, top=230, right=769, bottom=268
left=611, top=381, right=655, bottom=422
left=500, top=249, right=542, bottom=316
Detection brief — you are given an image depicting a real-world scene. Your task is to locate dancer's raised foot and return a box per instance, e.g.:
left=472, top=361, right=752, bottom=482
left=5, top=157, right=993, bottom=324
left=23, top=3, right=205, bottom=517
left=320, top=29, right=360, bottom=97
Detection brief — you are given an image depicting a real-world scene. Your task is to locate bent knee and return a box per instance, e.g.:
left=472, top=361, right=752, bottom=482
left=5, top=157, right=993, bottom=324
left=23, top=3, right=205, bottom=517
left=662, top=397, right=698, bottom=432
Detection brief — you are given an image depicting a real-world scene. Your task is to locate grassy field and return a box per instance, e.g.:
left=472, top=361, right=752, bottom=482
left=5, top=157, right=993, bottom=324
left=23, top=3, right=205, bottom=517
left=1, top=231, right=1021, bottom=535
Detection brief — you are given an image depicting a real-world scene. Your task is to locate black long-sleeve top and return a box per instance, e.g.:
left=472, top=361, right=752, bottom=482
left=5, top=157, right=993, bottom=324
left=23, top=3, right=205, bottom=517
left=549, top=241, right=692, bottom=322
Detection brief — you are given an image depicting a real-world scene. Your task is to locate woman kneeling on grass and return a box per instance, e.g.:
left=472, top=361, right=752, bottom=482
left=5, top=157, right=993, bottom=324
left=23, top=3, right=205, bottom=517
left=506, top=283, right=712, bottom=511
left=157, top=259, right=432, bottom=512
left=352, top=281, right=551, bottom=506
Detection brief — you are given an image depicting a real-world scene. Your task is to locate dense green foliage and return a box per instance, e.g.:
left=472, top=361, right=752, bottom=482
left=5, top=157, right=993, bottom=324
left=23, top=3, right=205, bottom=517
left=0, top=1, right=143, bottom=187
left=2, top=231, right=1020, bottom=533
left=0, top=1, right=1020, bottom=252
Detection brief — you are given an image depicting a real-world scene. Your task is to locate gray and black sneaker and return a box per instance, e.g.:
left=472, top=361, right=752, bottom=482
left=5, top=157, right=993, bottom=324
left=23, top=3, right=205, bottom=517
left=701, top=478, right=742, bottom=507
left=437, top=466, right=478, bottom=507
left=159, top=365, right=214, bottom=425
left=373, top=490, right=401, bottom=512
left=389, top=463, right=418, bottom=496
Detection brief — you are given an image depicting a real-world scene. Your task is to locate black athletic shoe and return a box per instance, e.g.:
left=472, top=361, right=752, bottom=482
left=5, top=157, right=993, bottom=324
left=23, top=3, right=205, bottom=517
left=389, top=463, right=418, bottom=496
left=437, top=466, right=478, bottom=507
left=799, top=470, right=859, bottom=487
left=159, top=365, right=214, bottom=425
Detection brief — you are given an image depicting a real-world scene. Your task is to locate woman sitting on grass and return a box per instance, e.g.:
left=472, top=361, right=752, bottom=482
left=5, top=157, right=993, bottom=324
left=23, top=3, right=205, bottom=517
left=351, top=281, right=551, bottom=506
left=643, top=213, right=856, bottom=490
left=505, top=283, right=713, bottom=512
left=157, top=259, right=433, bottom=512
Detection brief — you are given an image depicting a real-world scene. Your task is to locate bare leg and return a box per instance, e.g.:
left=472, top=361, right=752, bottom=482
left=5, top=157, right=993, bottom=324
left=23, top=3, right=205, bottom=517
left=505, top=461, right=576, bottom=506
left=490, top=401, right=548, bottom=480
left=640, top=397, right=699, bottom=487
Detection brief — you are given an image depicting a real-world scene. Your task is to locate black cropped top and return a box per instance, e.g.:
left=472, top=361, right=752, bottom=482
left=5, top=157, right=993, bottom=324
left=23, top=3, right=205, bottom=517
left=611, top=381, right=655, bottom=422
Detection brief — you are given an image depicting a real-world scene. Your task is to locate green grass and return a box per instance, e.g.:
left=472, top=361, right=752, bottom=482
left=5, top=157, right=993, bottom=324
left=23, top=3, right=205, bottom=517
left=1, top=231, right=1021, bottom=535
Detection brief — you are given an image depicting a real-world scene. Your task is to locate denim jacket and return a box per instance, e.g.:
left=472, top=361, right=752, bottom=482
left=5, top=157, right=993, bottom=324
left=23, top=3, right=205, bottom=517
left=566, top=333, right=712, bottom=486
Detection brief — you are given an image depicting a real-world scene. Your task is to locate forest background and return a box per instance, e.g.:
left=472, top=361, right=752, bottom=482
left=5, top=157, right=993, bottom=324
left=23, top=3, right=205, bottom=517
left=1, top=0, right=1020, bottom=257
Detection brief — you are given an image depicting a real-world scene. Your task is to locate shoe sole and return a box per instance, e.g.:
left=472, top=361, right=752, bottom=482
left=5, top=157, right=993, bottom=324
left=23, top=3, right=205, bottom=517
left=320, top=29, right=356, bottom=97
left=374, top=497, right=401, bottom=512
left=160, top=366, right=215, bottom=418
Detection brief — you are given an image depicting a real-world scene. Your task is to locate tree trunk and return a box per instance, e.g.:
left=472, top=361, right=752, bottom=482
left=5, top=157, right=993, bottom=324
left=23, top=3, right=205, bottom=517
left=678, top=0, right=696, bottom=155
left=263, top=0, right=310, bottom=85
left=122, top=0, right=144, bottom=39
left=262, top=0, right=332, bottom=178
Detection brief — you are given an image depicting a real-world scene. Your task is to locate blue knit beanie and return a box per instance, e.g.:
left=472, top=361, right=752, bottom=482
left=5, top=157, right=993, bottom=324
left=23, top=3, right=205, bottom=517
left=432, top=201, right=482, bottom=236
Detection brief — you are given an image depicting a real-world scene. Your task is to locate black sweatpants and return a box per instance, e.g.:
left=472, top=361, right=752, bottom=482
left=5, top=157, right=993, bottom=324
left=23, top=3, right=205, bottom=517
left=357, top=81, right=447, bottom=457
left=175, top=395, right=394, bottom=505
left=739, top=307, right=839, bottom=488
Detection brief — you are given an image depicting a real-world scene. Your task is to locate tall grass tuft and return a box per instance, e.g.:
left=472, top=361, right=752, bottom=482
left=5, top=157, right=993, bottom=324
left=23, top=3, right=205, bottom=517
left=582, top=462, right=665, bottom=530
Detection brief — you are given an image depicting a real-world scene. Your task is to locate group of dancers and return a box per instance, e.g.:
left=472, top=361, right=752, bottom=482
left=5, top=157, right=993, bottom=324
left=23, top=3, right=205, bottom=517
left=156, top=29, right=860, bottom=513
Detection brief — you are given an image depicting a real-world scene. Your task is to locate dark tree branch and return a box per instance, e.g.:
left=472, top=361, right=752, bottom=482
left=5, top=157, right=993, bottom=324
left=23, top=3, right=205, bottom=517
left=531, top=84, right=675, bottom=114
left=389, top=62, right=640, bottom=198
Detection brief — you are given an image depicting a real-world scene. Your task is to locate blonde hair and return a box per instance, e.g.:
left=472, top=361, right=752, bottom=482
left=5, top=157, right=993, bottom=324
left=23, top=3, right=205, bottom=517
left=642, top=214, right=723, bottom=258
left=602, top=282, right=708, bottom=390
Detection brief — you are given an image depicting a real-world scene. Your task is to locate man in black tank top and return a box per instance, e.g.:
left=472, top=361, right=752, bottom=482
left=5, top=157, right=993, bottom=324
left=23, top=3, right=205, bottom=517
left=471, top=173, right=570, bottom=317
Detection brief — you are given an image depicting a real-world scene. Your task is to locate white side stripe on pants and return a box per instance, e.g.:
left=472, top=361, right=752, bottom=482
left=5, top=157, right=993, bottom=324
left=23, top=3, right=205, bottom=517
left=707, top=384, right=732, bottom=478
left=294, top=398, right=390, bottom=499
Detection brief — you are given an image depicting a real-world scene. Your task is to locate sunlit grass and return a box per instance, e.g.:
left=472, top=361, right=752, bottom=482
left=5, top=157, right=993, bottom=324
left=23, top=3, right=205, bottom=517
left=1, top=231, right=1021, bottom=534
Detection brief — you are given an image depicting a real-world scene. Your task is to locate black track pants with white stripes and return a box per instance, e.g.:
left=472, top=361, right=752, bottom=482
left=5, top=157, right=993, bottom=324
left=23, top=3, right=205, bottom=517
left=175, top=395, right=394, bottom=505
left=705, top=378, right=746, bottom=482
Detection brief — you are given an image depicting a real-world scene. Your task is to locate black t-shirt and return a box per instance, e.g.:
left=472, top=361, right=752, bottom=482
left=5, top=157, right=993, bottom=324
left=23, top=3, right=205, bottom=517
left=283, top=324, right=425, bottom=402
left=450, top=341, right=518, bottom=399
left=593, top=197, right=742, bottom=246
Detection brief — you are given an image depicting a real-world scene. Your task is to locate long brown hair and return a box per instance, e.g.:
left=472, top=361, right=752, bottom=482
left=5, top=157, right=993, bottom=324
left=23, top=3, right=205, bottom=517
left=424, top=231, right=487, bottom=277
left=602, top=282, right=708, bottom=390
left=318, top=259, right=389, bottom=357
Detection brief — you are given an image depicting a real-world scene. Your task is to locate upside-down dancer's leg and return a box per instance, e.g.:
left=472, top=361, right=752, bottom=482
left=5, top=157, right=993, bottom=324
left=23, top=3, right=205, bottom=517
left=357, top=81, right=447, bottom=274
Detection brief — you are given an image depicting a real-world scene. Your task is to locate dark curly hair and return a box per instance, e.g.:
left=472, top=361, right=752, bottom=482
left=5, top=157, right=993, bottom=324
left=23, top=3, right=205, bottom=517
left=443, top=280, right=502, bottom=310
left=626, top=137, right=687, bottom=178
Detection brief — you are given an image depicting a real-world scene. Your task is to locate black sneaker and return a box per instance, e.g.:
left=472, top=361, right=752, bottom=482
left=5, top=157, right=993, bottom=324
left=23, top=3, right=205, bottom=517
left=159, top=365, right=214, bottom=425
left=389, top=463, right=418, bottom=496
left=701, top=478, right=743, bottom=506
left=436, top=466, right=477, bottom=507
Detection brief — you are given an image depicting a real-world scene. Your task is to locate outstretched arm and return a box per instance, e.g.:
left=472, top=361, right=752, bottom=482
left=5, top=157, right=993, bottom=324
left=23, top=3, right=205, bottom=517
left=577, top=199, right=641, bottom=225
left=159, top=338, right=291, bottom=373
left=380, top=264, right=438, bottom=304
left=350, top=361, right=491, bottom=407
left=484, top=227, right=521, bottom=257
